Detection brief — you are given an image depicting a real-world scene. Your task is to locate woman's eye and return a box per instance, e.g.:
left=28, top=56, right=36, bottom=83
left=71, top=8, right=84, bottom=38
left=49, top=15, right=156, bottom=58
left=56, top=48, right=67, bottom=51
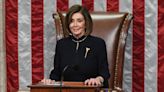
left=78, top=20, right=82, bottom=22
left=70, top=19, right=74, bottom=23
left=77, top=19, right=84, bottom=22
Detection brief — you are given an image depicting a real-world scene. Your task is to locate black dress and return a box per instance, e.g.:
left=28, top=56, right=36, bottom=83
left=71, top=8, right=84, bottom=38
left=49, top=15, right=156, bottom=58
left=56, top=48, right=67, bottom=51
left=50, top=35, right=110, bottom=87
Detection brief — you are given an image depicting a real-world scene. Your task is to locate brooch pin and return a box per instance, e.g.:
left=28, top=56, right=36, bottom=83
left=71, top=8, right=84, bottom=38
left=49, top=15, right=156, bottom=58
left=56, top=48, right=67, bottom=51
left=85, top=47, right=90, bottom=59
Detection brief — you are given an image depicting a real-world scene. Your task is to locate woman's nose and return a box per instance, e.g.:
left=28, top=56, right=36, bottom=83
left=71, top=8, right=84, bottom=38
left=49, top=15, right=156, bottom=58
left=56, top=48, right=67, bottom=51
left=73, top=21, right=77, bottom=26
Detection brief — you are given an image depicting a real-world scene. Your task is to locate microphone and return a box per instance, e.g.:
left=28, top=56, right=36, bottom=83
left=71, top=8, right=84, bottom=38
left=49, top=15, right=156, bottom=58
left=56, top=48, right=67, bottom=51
left=60, top=65, right=79, bottom=92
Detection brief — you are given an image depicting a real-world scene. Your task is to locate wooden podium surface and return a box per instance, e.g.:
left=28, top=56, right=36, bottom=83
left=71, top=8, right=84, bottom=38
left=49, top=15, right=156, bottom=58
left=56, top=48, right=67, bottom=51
left=28, top=82, right=102, bottom=92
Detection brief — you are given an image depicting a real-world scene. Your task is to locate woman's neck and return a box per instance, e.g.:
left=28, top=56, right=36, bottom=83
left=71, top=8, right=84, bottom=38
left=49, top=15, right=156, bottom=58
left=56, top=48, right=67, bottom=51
left=72, top=33, right=85, bottom=39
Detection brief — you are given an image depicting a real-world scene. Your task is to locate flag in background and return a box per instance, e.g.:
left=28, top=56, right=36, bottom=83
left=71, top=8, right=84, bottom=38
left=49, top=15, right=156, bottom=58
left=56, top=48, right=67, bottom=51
left=4, top=0, right=164, bottom=92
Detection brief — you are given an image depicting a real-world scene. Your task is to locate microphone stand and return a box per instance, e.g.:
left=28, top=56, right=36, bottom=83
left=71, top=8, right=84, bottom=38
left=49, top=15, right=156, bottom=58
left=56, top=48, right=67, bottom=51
left=59, top=64, right=79, bottom=92
left=60, top=65, right=69, bottom=92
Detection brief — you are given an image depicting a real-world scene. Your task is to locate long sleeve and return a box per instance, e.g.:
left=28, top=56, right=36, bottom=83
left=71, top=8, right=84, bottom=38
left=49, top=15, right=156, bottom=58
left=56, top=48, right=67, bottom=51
left=50, top=41, right=61, bottom=81
left=97, top=39, right=110, bottom=87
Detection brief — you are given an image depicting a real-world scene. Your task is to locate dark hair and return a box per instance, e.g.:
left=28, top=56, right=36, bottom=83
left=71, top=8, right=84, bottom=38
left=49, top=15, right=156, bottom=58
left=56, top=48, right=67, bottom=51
left=65, top=5, right=93, bottom=36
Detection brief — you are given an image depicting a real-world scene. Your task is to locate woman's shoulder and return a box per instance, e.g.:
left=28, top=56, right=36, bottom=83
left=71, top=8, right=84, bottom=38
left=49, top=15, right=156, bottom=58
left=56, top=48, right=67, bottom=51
left=88, top=35, right=106, bottom=50
left=56, top=37, right=70, bottom=44
left=88, top=35, right=105, bottom=44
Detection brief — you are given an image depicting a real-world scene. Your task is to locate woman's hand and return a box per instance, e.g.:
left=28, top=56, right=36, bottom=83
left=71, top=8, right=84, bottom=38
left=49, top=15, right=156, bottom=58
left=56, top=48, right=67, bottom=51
left=40, top=78, right=55, bottom=84
left=84, top=76, right=104, bottom=86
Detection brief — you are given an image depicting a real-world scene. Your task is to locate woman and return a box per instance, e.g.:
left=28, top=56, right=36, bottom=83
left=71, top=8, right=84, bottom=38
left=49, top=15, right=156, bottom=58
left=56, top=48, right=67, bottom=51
left=41, top=5, right=110, bottom=87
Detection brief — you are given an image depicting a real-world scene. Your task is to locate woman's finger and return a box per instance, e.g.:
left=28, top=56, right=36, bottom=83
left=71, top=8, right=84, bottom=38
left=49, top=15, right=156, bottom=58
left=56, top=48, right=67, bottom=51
left=84, top=79, right=90, bottom=85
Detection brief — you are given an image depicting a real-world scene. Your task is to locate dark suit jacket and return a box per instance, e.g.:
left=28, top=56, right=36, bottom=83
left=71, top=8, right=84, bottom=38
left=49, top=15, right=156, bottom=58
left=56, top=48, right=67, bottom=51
left=50, top=35, right=110, bottom=87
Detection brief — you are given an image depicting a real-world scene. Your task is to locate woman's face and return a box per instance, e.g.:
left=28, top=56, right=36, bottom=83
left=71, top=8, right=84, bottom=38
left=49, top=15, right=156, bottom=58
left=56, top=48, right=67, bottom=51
left=69, top=12, right=86, bottom=38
